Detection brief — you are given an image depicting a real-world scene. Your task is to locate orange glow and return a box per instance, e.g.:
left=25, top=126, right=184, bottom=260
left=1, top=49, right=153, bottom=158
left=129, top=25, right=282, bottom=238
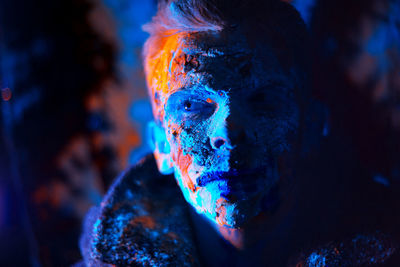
left=166, top=231, right=179, bottom=240
left=130, top=216, right=157, bottom=229
left=217, top=224, right=244, bottom=249
left=167, top=121, right=196, bottom=192
left=144, top=32, right=187, bottom=122
left=1, top=88, right=11, bottom=101
left=116, top=131, right=140, bottom=167
left=215, top=198, right=229, bottom=226
left=174, top=147, right=196, bottom=192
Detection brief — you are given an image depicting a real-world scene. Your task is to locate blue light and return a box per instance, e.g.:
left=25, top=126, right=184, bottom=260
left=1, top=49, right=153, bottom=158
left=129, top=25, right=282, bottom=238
left=373, top=174, right=390, bottom=187
left=102, top=0, right=156, bottom=72
left=292, top=0, right=317, bottom=26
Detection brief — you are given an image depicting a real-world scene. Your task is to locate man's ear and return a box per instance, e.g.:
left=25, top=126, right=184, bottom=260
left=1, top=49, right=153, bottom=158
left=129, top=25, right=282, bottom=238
left=147, top=121, right=174, bottom=175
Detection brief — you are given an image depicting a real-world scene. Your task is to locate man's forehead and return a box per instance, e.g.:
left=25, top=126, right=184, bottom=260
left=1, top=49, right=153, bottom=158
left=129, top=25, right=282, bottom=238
left=167, top=33, right=290, bottom=91
left=150, top=29, right=294, bottom=108
left=180, top=29, right=251, bottom=57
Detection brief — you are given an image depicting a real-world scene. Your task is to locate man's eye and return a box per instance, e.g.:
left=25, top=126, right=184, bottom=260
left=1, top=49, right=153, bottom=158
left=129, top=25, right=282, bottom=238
left=181, top=99, right=215, bottom=116
left=184, top=100, right=192, bottom=111
left=182, top=100, right=205, bottom=112
left=165, top=91, right=217, bottom=121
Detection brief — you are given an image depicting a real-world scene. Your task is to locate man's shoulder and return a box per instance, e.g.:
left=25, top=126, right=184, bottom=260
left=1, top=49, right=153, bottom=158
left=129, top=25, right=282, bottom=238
left=289, top=232, right=399, bottom=267
left=79, top=155, right=199, bottom=266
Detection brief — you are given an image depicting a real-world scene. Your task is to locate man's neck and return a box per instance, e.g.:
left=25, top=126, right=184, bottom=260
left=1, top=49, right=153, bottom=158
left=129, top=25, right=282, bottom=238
left=189, top=194, right=296, bottom=266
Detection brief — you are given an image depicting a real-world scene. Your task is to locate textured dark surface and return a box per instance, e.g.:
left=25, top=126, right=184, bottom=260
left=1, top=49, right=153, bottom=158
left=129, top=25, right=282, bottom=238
left=80, top=155, right=199, bottom=266
left=80, top=155, right=400, bottom=266
left=291, top=233, right=398, bottom=266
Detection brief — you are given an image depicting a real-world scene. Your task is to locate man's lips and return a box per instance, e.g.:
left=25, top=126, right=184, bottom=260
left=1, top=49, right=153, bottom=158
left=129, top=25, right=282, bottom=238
left=196, top=168, right=267, bottom=192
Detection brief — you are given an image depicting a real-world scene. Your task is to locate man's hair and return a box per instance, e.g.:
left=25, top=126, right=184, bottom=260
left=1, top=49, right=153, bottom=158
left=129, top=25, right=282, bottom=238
left=143, top=0, right=224, bottom=67
left=143, top=0, right=309, bottom=119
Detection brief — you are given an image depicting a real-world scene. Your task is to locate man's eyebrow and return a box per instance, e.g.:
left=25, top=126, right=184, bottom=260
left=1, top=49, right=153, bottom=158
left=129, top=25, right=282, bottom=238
left=182, top=45, right=250, bottom=58
left=167, top=85, right=219, bottom=100
left=164, top=86, right=189, bottom=101
left=169, top=86, right=190, bottom=94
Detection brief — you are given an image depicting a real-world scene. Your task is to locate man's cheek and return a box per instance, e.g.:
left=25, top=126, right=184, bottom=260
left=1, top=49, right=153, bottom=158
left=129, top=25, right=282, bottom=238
left=178, top=126, right=212, bottom=164
left=179, top=124, right=230, bottom=173
left=163, top=125, right=199, bottom=189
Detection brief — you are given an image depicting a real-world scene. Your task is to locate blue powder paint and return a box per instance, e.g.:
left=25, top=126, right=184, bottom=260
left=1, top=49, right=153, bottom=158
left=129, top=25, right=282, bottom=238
left=307, top=252, right=326, bottom=267
left=147, top=26, right=303, bottom=227
left=160, top=85, right=237, bottom=226
left=93, top=218, right=102, bottom=233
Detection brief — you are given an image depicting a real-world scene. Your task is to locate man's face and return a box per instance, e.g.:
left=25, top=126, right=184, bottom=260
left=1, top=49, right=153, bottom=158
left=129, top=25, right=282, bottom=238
left=149, top=29, right=301, bottom=227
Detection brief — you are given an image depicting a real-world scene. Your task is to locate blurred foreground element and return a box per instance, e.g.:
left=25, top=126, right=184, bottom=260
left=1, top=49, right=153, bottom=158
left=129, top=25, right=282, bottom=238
left=0, top=0, right=155, bottom=265
left=1, top=0, right=156, bottom=264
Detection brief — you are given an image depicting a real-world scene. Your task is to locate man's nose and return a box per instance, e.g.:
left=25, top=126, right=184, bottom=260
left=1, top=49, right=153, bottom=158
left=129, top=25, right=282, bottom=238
left=209, top=123, right=246, bottom=151
left=209, top=123, right=231, bottom=150
left=210, top=136, right=227, bottom=149
left=208, top=95, right=249, bottom=150
left=225, top=107, right=248, bottom=146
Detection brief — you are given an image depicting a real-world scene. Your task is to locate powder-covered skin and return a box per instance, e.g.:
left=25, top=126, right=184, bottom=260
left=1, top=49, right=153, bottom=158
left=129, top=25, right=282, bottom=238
left=146, top=27, right=300, bottom=227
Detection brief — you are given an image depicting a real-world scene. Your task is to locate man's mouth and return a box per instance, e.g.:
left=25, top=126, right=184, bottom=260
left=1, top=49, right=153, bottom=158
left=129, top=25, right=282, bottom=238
left=196, top=168, right=267, bottom=194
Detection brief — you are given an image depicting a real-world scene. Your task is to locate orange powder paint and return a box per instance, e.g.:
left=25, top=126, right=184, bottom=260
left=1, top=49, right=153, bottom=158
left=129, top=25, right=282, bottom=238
left=215, top=197, right=230, bottom=226
left=145, top=32, right=185, bottom=122
left=166, top=121, right=196, bottom=192
left=174, top=147, right=196, bottom=192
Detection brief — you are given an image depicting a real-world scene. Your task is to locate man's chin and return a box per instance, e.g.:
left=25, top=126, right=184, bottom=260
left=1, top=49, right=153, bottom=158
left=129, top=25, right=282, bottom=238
left=181, top=179, right=269, bottom=228
left=214, top=196, right=265, bottom=228
left=194, top=188, right=265, bottom=228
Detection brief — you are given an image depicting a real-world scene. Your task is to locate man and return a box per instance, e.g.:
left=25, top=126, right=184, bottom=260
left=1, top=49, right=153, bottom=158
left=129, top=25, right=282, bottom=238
left=79, top=0, right=399, bottom=266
